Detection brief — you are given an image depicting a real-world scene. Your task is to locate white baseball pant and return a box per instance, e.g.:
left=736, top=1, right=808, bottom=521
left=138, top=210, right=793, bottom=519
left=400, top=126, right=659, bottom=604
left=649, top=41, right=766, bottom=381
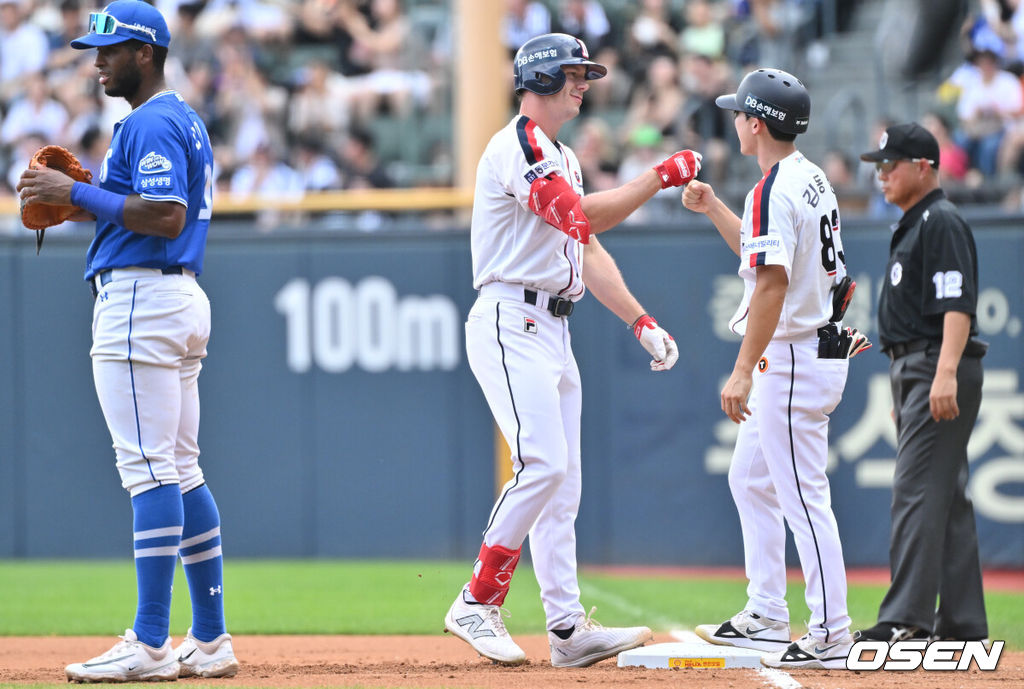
left=465, top=284, right=586, bottom=630
left=728, top=337, right=851, bottom=641
left=91, top=268, right=210, bottom=497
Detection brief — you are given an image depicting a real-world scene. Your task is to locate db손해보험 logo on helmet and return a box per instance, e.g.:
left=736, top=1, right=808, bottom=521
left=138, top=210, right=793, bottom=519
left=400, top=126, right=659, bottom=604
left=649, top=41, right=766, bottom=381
left=743, top=93, right=809, bottom=130
left=513, top=33, right=606, bottom=95
left=515, top=36, right=592, bottom=65
left=716, top=68, right=810, bottom=134
left=517, top=48, right=559, bottom=68
left=744, top=94, right=788, bottom=125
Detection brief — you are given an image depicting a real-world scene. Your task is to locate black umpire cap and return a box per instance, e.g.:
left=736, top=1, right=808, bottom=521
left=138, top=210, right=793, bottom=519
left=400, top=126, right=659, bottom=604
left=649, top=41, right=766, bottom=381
left=860, top=123, right=940, bottom=168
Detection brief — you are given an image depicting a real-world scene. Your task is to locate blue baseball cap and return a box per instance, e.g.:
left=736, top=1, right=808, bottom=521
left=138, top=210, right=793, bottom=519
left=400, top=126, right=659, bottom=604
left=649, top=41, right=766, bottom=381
left=71, top=1, right=170, bottom=49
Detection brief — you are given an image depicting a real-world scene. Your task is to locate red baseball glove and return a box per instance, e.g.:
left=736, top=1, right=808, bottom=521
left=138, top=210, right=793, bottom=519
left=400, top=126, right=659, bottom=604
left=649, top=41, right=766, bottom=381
left=20, top=145, right=93, bottom=252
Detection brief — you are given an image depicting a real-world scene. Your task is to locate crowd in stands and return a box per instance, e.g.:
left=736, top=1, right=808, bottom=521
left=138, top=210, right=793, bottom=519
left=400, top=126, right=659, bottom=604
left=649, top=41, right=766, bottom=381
left=935, top=0, right=1024, bottom=211
left=7, top=0, right=1024, bottom=231
left=0, top=0, right=436, bottom=219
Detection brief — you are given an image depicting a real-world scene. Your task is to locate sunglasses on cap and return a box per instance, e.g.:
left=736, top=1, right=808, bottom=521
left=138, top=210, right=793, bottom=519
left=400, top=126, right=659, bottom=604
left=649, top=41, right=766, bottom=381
left=87, top=11, right=158, bottom=43
left=874, top=158, right=935, bottom=173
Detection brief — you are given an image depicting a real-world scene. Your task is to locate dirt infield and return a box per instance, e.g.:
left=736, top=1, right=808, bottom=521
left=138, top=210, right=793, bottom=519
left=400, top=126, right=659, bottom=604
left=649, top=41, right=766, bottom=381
left=1, top=634, right=1020, bottom=688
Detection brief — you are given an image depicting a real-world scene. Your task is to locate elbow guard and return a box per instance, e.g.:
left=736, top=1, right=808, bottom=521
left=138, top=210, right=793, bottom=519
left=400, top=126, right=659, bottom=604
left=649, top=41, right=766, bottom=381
left=528, top=174, right=590, bottom=244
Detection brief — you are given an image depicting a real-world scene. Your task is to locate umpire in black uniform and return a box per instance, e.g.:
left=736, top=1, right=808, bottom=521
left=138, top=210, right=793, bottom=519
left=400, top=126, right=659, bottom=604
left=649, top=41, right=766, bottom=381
left=855, top=123, right=989, bottom=643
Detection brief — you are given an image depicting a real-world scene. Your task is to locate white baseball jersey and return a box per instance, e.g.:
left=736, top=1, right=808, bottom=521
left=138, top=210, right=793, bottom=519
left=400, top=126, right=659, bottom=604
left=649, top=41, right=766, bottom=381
left=464, top=114, right=592, bottom=630
left=726, top=150, right=852, bottom=644
left=729, top=151, right=847, bottom=339
left=471, top=115, right=586, bottom=300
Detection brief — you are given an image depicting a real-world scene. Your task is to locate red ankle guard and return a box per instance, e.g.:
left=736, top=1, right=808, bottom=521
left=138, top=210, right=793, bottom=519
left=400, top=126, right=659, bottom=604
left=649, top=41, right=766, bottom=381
left=469, top=543, right=521, bottom=606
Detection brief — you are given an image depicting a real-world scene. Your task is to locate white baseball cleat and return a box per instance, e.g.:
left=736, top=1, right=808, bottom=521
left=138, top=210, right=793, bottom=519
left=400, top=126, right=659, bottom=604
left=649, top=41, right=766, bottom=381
left=761, top=632, right=855, bottom=670
left=175, top=628, right=239, bottom=678
left=65, top=629, right=180, bottom=683
left=695, top=609, right=792, bottom=652
left=443, top=583, right=526, bottom=665
left=549, top=608, right=653, bottom=668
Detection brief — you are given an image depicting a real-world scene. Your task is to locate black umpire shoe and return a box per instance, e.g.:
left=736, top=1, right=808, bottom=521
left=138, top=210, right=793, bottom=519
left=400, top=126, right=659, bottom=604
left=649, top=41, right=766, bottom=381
left=854, top=622, right=930, bottom=643
left=930, top=633, right=990, bottom=643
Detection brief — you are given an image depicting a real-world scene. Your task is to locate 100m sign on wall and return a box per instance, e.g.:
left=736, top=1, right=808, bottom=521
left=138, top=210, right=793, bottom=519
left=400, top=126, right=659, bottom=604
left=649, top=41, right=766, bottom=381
left=274, top=276, right=461, bottom=373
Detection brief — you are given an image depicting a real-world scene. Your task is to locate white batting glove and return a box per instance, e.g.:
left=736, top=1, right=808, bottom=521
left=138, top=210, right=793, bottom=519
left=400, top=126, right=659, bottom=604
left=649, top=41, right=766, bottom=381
left=844, top=327, right=872, bottom=358
left=652, top=338, right=679, bottom=371
left=633, top=314, right=679, bottom=371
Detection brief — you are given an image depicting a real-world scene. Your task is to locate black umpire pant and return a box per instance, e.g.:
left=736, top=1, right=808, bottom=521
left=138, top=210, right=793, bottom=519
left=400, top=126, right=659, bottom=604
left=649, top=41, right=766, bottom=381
left=878, top=346, right=988, bottom=639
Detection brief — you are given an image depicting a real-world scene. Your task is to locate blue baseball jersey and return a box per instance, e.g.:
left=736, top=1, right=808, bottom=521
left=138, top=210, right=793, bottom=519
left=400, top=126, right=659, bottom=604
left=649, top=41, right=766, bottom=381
left=85, top=90, right=213, bottom=280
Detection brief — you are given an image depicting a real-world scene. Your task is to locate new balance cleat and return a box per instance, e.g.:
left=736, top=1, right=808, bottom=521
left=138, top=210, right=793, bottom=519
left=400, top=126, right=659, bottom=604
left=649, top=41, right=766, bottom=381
left=444, top=584, right=526, bottom=665
left=65, top=629, right=179, bottom=683
left=761, top=632, right=855, bottom=670
left=549, top=608, right=653, bottom=668
left=175, top=628, right=239, bottom=678
left=695, top=609, right=791, bottom=652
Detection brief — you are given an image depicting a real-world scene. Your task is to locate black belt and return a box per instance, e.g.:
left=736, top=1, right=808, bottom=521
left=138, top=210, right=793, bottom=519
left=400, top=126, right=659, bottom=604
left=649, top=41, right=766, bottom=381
left=525, top=288, right=574, bottom=317
left=884, top=339, right=932, bottom=361
left=97, top=265, right=183, bottom=287
left=884, top=338, right=988, bottom=361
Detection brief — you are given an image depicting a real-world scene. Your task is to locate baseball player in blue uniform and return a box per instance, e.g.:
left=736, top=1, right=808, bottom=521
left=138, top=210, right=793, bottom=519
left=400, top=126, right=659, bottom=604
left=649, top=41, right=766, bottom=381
left=17, top=2, right=236, bottom=682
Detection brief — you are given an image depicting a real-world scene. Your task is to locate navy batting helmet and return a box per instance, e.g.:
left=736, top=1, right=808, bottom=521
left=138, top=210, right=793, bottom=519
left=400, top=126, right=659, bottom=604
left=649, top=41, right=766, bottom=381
left=715, top=68, right=810, bottom=135
left=513, top=33, right=607, bottom=96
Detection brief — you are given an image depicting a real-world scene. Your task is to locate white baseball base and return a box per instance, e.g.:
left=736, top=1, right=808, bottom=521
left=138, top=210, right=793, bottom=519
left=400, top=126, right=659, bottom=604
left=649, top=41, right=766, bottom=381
left=617, top=642, right=765, bottom=669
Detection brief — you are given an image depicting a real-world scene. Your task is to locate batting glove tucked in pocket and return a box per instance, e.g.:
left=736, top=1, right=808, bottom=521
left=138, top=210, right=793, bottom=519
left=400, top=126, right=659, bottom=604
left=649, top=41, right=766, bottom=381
left=842, top=327, right=872, bottom=358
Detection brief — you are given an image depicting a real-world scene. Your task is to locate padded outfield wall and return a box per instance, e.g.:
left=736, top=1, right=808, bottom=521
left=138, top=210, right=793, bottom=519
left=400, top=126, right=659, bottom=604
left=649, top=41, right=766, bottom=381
left=1, top=216, right=1022, bottom=567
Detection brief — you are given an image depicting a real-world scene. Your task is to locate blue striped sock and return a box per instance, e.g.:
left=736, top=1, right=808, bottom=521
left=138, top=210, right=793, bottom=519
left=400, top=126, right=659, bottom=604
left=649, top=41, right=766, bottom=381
left=180, top=484, right=226, bottom=641
left=131, top=484, right=183, bottom=648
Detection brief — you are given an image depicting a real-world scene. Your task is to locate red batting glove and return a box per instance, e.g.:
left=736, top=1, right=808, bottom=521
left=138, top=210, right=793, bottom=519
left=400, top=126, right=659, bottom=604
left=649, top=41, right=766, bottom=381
left=653, top=150, right=703, bottom=188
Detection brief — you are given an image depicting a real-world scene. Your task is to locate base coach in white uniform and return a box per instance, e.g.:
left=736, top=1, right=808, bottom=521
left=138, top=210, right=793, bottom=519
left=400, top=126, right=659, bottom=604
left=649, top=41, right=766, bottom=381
left=684, top=68, right=871, bottom=670
left=444, top=33, right=702, bottom=668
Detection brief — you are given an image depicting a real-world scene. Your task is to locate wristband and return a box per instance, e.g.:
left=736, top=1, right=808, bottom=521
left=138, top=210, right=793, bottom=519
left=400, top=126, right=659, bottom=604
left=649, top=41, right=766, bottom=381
left=630, top=313, right=649, bottom=331
left=632, top=314, right=657, bottom=340
left=71, top=182, right=126, bottom=227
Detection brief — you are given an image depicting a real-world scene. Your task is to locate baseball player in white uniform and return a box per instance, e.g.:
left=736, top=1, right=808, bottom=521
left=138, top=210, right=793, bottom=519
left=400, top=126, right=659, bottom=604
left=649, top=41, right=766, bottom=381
left=682, top=68, right=869, bottom=670
left=444, top=32, right=702, bottom=667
